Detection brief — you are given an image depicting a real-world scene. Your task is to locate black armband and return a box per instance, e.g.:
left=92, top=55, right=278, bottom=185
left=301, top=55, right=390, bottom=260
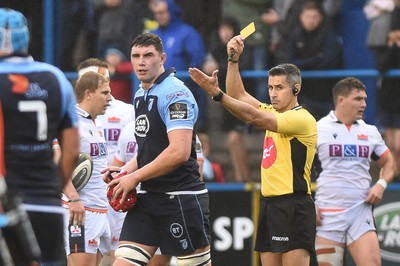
left=212, top=90, right=224, bottom=102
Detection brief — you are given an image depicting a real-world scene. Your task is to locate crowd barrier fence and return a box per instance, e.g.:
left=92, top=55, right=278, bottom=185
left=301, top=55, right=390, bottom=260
left=66, top=68, right=399, bottom=125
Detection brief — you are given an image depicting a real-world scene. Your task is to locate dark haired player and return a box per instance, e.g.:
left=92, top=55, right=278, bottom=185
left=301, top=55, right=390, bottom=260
left=103, top=33, right=211, bottom=266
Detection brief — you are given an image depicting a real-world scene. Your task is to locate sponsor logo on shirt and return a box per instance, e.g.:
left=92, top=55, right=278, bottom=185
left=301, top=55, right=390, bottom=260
left=25, top=82, right=49, bottom=99
left=262, top=137, right=277, bottom=169
left=104, top=128, right=121, bottom=141
left=90, top=142, right=108, bottom=156
left=357, top=134, right=368, bottom=140
left=166, top=91, right=189, bottom=100
left=9, top=74, right=29, bottom=94
left=148, top=98, right=154, bottom=111
left=135, top=114, right=149, bottom=137
left=328, top=144, right=369, bottom=158
left=126, top=141, right=137, bottom=154
left=108, top=116, right=121, bottom=123
left=169, top=103, right=188, bottom=120
left=9, top=74, right=47, bottom=99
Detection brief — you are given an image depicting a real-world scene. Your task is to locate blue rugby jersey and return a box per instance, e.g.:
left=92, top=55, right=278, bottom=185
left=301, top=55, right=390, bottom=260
left=0, top=55, right=78, bottom=204
left=134, top=69, right=205, bottom=193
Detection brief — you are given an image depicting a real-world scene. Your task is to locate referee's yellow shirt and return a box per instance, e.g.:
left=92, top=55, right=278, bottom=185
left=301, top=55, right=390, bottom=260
left=259, top=104, right=317, bottom=197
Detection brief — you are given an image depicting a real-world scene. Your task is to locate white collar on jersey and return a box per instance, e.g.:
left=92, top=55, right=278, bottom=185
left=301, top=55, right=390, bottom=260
left=75, top=105, right=92, bottom=119
left=328, top=110, right=360, bottom=124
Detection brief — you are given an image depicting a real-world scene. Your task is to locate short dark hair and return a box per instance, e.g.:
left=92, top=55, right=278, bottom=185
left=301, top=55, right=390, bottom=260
left=220, top=16, right=241, bottom=35
left=130, top=33, right=164, bottom=54
left=301, top=1, right=325, bottom=17
left=77, top=58, right=108, bottom=72
left=268, top=63, right=302, bottom=87
left=333, top=77, right=366, bottom=105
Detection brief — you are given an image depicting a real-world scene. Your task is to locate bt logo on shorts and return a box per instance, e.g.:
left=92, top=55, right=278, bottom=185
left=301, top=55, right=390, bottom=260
left=170, top=223, right=184, bottom=238
left=329, top=144, right=369, bottom=158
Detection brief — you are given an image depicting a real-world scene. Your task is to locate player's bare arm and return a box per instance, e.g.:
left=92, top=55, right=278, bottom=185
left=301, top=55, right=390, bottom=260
left=58, top=127, right=80, bottom=189
left=59, top=127, right=85, bottom=227
left=110, top=129, right=193, bottom=201
left=366, top=151, right=395, bottom=204
left=63, top=181, right=85, bottom=227
left=102, top=154, right=138, bottom=184
left=189, top=67, right=277, bottom=132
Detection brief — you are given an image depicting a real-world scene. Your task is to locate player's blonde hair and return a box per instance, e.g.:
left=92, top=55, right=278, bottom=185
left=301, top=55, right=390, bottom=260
left=74, top=72, right=109, bottom=103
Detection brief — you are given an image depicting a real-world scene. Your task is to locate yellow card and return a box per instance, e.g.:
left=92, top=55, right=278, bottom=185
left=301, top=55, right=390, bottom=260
left=240, top=22, right=256, bottom=39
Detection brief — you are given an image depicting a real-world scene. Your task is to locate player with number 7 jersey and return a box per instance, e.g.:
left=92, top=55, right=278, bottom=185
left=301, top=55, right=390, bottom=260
left=0, top=8, right=80, bottom=265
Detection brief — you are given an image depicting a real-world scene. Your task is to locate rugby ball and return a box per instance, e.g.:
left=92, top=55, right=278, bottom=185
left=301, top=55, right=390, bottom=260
left=72, top=153, right=93, bottom=192
left=107, top=171, right=137, bottom=212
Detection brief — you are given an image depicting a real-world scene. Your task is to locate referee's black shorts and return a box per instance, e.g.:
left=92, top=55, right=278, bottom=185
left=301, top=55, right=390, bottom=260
left=254, top=194, right=316, bottom=254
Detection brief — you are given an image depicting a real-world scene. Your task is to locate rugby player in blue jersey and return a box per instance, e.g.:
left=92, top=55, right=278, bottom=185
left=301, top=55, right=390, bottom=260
left=0, top=8, right=79, bottom=265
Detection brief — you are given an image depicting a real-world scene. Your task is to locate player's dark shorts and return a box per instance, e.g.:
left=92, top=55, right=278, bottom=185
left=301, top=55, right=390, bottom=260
left=254, top=194, right=316, bottom=254
left=119, top=191, right=211, bottom=256
left=3, top=205, right=66, bottom=266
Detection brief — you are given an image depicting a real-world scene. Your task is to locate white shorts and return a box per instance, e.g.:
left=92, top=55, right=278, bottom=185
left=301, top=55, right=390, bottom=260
left=64, top=209, right=111, bottom=255
left=107, top=204, right=127, bottom=250
left=316, top=201, right=376, bottom=245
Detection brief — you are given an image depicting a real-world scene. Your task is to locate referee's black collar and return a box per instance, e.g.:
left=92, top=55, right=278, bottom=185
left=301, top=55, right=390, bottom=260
left=292, top=105, right=305, bottom=111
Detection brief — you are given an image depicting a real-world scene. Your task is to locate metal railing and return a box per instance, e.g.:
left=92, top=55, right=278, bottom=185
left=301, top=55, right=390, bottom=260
left=65, top=68, right=400, bottom=125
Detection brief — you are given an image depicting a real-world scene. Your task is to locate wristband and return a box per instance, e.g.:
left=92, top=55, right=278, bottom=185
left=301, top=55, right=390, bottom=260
left=227, top=57, right=238, bottom=63
left=212, top=90, right=224, bottom=102
left=377, top=178, right=388, bottom=189
left=68, top=198, right=81, bottom=203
